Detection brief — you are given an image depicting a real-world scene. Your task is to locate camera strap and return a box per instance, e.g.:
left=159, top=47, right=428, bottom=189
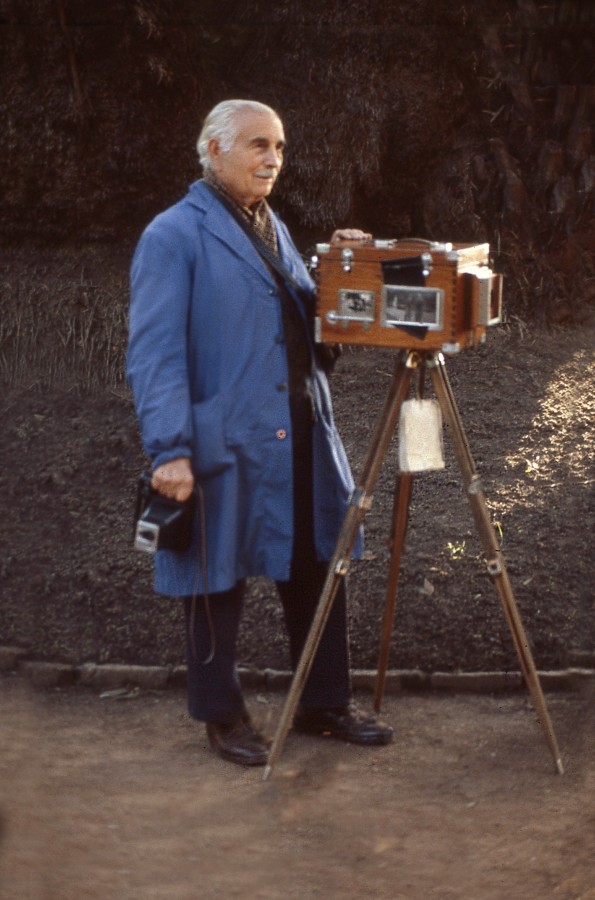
left=188, top=482, right=216, bottom=666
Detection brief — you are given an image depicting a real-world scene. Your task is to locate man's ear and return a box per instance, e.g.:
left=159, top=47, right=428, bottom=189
left=208, top=138, right=222, bottom=166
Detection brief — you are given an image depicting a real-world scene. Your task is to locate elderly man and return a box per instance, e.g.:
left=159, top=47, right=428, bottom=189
left=127, top=99, right=393, bottom=766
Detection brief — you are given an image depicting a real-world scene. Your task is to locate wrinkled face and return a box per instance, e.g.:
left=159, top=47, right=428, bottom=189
left=208, top=108, right=285, bottom=208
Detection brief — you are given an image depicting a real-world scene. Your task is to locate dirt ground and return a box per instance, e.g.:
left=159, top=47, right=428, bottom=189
left=1, top=282, right=594, bottom=674
left=0, top=675, right=593, bottom=900
left=1, top=254, right=594, bottom=900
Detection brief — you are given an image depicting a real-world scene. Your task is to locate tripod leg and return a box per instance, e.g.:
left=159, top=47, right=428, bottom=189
left=263, top=354, right=413, bottom=779
left=429, top=354, right=564, bottom=774
left=374, top=472, right=413, bottom=712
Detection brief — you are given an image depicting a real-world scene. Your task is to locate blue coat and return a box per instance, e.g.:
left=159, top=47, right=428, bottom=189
left=127, top=180, right=357, bottom=596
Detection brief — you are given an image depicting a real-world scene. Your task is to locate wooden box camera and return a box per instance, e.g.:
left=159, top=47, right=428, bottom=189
left=314, top=239, right=502, bottom=355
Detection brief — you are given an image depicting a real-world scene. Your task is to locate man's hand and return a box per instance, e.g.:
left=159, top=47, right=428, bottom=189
left=330, top=228, right=372, bottom=244
left=151, top=457, right=194, bottom=502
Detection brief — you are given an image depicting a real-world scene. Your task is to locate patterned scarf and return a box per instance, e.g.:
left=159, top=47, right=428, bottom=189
left=204, top=172, right=279, bottom=256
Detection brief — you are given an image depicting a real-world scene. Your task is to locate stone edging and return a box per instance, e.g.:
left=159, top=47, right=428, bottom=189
left=1, top=646, right=593, bottom=693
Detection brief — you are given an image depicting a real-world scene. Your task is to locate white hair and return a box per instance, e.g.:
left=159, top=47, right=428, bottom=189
left=196, top=99, right=280, bottom=172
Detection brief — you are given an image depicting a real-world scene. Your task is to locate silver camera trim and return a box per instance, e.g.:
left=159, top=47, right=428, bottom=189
left=134, top=519, right=160, bottom=554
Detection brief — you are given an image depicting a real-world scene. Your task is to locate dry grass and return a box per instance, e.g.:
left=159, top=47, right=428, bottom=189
left=0, top=272, right=129, bottom=389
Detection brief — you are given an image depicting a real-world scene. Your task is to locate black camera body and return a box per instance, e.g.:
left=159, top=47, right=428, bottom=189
left=133, top=472, right=196, bottom=553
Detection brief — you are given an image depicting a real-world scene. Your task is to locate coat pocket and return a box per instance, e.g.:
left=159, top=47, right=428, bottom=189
left=190, top=395, right=233, bottom=478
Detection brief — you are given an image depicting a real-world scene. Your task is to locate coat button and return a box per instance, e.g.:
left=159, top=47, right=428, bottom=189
left=276, top=428, right=287, bottom=440
left=277, top=382, right=288, bottom=391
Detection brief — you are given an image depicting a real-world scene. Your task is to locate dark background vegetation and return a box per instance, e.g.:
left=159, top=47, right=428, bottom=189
left=1, top=0, right=593, bottom=673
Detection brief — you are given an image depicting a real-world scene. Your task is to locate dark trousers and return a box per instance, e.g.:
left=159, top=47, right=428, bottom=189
left=183, top=393, right=351, bottom=723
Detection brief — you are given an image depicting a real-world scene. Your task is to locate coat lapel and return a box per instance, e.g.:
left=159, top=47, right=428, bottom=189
left=186, top=181, right=276, bottom=288
left=186, top=180, right=315, bottom=293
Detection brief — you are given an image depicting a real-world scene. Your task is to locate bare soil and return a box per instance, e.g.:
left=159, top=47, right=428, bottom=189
left=1, top=298, right=594, bottom=674
left=1, top=254, right=594, bottom=900
left=1, top=676, right=593, bottom=900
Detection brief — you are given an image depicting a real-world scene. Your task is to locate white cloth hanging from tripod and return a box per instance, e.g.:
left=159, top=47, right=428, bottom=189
left=398, top=398, right=445, bottom=472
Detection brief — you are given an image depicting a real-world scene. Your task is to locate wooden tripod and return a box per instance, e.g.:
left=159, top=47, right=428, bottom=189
left=263, top=350, right=564, bottom=779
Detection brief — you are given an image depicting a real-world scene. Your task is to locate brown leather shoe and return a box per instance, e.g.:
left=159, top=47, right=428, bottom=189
left=206, top=717, right=270, bottom=766
left=293, top=704, right=394, bottom=746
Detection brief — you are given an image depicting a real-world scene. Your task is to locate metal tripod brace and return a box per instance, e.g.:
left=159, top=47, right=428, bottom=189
left=263, top=350, right=564, bottom=779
